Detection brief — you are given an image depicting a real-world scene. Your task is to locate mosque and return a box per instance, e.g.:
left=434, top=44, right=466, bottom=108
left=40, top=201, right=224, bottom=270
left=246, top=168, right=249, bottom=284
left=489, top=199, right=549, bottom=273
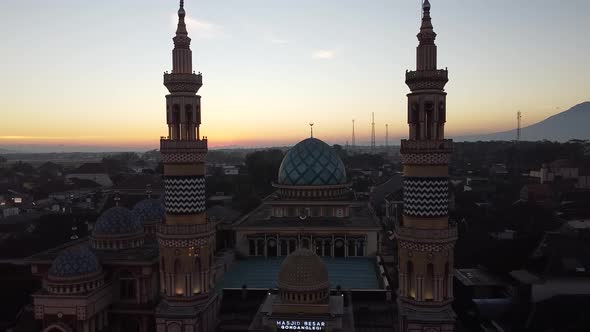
left=233, top=136, right=381, bottom=259
left=24, top=1, right=455, bottom=332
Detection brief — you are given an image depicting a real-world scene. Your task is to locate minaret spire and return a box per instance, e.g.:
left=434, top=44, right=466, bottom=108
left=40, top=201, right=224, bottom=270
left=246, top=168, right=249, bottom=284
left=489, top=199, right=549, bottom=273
left=176, top=0, right=187, bottom=36
left=172, top=0, right=192, bottom=73
left=416, top=0, right=438, bottom=70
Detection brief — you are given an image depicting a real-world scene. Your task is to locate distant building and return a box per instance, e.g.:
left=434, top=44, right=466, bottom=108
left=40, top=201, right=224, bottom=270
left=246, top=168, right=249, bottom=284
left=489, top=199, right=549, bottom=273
left=519, top=184, right=555, bottom=208
left=66, top=163, right=113, bottom=187
left=0, top=206, right=19, bottom=218
left=529, top=159, right=590, bottom=189
left=222, top=165, right=239, bottom=176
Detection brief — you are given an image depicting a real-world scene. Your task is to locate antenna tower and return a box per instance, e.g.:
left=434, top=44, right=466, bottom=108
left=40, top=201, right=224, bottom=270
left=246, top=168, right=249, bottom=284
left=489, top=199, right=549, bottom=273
left=371, top=113, right=376, bottom=151
left=385, top=124, right=389, bottom=148
left=516, top=111, right=522, bottom=142
left=352, top=120, right=356, bottom=149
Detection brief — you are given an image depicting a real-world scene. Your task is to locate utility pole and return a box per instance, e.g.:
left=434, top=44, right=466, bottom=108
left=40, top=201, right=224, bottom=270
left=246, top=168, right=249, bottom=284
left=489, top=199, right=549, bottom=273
left=371, top=112, right=376, bottom=152
left=516, top=111, right=522, bottom=142
left=352, top=119, right=356, bottom=150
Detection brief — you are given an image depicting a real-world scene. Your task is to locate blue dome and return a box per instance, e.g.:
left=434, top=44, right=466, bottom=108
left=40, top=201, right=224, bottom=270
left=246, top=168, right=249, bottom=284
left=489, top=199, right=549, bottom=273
left=48, top=246, right=101, bottom=278
left=278, top=138, right=347, bottom=186
left=94, top=207, right=142, bottom=235
left=132, top=198, right=165, bottom=225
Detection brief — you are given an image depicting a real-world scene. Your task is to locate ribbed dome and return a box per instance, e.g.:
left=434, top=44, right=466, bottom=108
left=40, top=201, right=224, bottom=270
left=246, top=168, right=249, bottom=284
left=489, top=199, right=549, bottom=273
left=94, top=207, right=142, bottom=235
left=48, top=246, right=101, bottom=278
left=278, top=248, right=330, bottom=292
left=278, top=138, right=346, bottom=186
left=132, top=198, right=165, bottom=225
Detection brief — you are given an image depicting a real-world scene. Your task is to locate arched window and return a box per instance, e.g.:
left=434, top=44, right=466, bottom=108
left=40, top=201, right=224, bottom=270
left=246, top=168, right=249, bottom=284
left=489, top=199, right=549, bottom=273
left=301, top=238, right=310, bottom=249
left=443, top=262, right=450, bottom=299
left=174, top=259, right=183, bottom=296
left=288, top=239, right=297, bottom=254
left=172, top=105, right=180, bottom=140
left=411, top=103, right=420, bottom=139
left=248, top=239, right=255, bottom=256
left=425, top=102, right=434, bottom=139
left=185, top=104, right=193, bottom=140
left=407, top=260, right=415, bottom=299
left=193, top=257, right=201, bottom=294
left=425, top=263, right=434, bottom=301
left=256, top=239, right=265, bottom=256
left=118, top=270, right=136, bottom=301
left=356, top=240, right=365, bottom=256
left=280, top=240, right=288, bottom=256
left=324, top=240, right=332, bottom=257
left=267, top=239, right=277, bottom=257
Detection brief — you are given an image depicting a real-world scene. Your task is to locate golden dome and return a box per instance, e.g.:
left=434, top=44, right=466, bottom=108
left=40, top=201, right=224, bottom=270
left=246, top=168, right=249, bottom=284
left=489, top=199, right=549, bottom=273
left=278, top=248, right=330, bottom=304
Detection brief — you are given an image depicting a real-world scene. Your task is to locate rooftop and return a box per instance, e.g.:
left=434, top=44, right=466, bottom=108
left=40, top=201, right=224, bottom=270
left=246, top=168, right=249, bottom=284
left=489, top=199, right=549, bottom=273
left=455, top=268, right=505, bottom=287
left=218, top=257, right=381, bottom=290
left=234, top=203, right=380, bottom=230
left=28, top=236, right=159, bottom=265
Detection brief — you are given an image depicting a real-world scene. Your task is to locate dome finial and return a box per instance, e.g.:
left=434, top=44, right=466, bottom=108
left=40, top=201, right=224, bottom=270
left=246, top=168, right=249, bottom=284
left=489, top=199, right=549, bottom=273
left=309, top=122, right=314, bottom=138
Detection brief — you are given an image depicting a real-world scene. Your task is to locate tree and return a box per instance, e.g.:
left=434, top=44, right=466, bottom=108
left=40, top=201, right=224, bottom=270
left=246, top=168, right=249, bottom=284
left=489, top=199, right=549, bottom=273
left=245, top=150, right=284, bottom=194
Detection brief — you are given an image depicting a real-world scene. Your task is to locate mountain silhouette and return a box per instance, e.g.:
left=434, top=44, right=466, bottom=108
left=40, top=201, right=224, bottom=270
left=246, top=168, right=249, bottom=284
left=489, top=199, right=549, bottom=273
left=455, top=102, right=590, bottom=142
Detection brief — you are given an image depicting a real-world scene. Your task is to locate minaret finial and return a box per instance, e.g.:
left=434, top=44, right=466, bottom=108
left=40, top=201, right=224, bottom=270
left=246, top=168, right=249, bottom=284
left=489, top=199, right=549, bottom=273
left=175, top=0, right=187, bottom=36
left=309, top=123, right=314, bottom=138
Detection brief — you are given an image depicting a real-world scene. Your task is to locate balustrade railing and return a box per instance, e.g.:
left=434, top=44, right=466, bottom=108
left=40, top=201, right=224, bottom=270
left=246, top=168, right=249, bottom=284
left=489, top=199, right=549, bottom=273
left=394, top=221, right=457, bottom=240
left=157, top=222, right=216, bottom=235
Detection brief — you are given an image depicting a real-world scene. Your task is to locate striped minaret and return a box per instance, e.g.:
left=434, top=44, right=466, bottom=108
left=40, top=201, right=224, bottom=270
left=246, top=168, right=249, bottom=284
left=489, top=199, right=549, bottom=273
left=156, top=1, right=218, bottom=331
left=395, top=1, right=457, bottom=331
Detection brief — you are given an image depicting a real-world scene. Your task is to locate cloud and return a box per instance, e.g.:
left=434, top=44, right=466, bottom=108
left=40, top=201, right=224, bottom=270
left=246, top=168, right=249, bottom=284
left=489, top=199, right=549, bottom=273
left=171, top=14, right=223, bottom=39
left=270, top=39, right=288, bottom=44
left=312, top=50, right=335, bottom=59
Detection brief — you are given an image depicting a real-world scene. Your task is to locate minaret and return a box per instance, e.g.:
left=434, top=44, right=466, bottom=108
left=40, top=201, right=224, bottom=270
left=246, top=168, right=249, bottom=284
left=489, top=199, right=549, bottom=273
left=156, top=1, right=219, bottom=331
left=395, top=1, right=456, bottom=331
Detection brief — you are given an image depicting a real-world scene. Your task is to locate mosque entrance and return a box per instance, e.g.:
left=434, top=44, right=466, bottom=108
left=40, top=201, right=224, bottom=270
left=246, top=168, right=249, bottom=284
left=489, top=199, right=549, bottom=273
left=267, top=239, right=277, bottom=257
left=334, top=239, right=345, bottom=257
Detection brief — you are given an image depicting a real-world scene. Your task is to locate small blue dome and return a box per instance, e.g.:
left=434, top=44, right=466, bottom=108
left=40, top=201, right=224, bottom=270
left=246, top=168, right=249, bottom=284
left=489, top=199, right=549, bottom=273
left=278, top=138, right=347, bottom=186
left=132, top=198, right=165, bottom=225
left=94, top=207, right=142, bottom=235
left=48, top=246, right=101, bottom=278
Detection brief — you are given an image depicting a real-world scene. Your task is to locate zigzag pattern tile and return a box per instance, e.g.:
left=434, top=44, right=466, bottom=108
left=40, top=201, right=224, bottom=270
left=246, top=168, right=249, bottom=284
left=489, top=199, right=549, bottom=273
left=165, top=176, right=206, bottom=214
left=403, top=177, right=449, bottom=218
left=161, top=152, right=206, bottom=163
left=401, top=153, right=450, bottom=165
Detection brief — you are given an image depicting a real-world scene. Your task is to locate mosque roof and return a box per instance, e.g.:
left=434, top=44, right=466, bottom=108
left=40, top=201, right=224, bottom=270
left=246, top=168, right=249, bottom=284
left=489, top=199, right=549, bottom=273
left=48, top=246, right=101, bottom=278
left=132, top=198, right=165, bottom=225
left=277, top=138, right=347, bottom=186
left=278, top=248, right=330, bottom=292
left=93, top=206, right=142, bottom=236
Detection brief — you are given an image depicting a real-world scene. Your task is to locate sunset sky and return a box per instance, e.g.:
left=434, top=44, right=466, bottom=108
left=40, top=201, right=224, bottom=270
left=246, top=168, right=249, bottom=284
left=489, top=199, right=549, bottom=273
left=1, top=0, right=589, bottom=151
